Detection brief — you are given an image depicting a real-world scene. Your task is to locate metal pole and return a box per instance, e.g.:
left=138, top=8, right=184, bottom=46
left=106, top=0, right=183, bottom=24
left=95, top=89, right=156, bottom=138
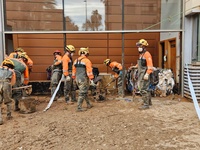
left=84, top=0, right=87, bottom=31
left=62, top=0, right=66, bottom=50
left=181, top=0, right=185, bottom=97
left=0, top=0, right=5, bottom=62
left=121, top=0, right=125, bottom=97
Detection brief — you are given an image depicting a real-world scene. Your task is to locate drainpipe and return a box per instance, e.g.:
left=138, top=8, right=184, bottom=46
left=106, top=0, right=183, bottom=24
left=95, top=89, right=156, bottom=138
left=181, top=0, right=185, bottom=97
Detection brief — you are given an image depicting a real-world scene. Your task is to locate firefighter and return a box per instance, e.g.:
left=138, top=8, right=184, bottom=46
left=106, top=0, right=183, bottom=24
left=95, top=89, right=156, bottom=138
left=104, top=59, right=124, bottom=97
left=0, top=59, right=16, bottom=125
left=8, top=47, right=24, bottom=59
left=62, top=45, right=77, bottom=104
left=129, top=39, right=154, bottom=110
left=72, top=47, right=94, bottom=112
left=11, top=53, right=29, bottom=111
left=9, top=48, right=33, bottom=73
left=51, top=50, right=63, bottom=100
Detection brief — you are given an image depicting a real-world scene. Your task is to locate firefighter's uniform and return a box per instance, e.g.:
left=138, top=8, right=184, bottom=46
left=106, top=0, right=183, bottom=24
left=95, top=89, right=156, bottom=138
left=104, top=59, right=124, bottom=97
left=0, top=59, right=16, bottom=125
left=136, top=39, right=153, bottom=110
left=51, top=50, right=63, bottom=100
left=9, top=48, right=33, bottom=73
left=10, top=52, right=29, bottom=111
left=62, top=45, right=77, bottom=104
left=72, top=47, right=94, bottom=112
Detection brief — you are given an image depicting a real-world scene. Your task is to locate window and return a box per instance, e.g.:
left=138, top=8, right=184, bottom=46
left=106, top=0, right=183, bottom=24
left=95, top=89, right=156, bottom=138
left=4, top=0, right=182, bottom=31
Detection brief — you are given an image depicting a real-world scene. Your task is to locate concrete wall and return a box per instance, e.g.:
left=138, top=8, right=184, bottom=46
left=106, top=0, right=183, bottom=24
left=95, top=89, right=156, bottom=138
left=185, top=0, right=200, bottom=15
left=184, top=0, right=200, bottom=64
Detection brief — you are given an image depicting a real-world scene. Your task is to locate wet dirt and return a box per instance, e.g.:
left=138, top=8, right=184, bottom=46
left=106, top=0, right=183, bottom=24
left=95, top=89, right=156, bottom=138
left=0, top=94, right=200, bottom=150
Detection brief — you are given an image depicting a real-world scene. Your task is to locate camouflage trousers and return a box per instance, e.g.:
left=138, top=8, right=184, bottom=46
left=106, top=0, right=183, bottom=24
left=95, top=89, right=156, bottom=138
left=51, top=70, right=62, bottom=97
left=139, top=79, right=151, bottom=106
left=75, top=77, right=91, bottom=109
left=12, top=70, right=22, bottom=110
left=64, top=76, right=77, bottom=102
left=0, top=81, right=13, bottom=123
left=117, top=75, right=123, bottom=96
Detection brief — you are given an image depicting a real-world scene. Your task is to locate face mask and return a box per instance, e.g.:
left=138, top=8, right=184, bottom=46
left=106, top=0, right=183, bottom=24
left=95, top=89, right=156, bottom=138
left=138, top=47, right=143, bottom=52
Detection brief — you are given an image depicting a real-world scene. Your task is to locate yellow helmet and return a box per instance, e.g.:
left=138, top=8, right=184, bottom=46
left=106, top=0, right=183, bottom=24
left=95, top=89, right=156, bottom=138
left=104, top=59, right=111, bottom=65
left=2, top=59, right=15, bottom=69
left=66, top=45, right=75, bottom=53
left=136, top=39, right=149, bottom=47
left=15, top=47, right=24, bottom=52
left=78, top=47, right=89, bottom=55
left=18, top=52, right=29, bottom=60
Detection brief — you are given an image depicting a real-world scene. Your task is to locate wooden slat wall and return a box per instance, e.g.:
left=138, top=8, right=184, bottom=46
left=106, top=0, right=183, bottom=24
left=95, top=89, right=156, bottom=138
left=12, top=33, right=159, bottom=81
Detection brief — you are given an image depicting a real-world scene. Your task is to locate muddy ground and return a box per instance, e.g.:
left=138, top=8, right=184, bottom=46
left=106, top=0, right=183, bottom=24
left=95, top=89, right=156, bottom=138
left=0, top=93, right=200, bottom=150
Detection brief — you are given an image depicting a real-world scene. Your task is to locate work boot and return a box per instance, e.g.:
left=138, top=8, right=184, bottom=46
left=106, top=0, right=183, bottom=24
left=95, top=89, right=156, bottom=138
left=149, top=100, right=152, bottom=106
left=14, top=99, right=20, bottom=111
left=14, top=107, right=20, bottom=111
left=76, top=108, right=87, bottom=112
left=0, top=120, right=3, bottom=125
left=87, top=104, right=93, bottom=109
left=6, top=112, right=13, bottom=120
left=138, top=105, right=149, bottom=110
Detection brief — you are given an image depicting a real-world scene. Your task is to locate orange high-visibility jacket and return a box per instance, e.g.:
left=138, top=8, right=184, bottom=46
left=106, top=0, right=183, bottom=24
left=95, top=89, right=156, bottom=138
left=27, top=57, right=33, bottom=69
left=137, top=51, right=153, bottom=74
left=11, top=70, right=16, bottom=86
left=62, top=54, right=72, bottom=76
left=109, top=61, right=122, bottom=78
left=9, top=52, right=33, bottom=69
left=72, top=56, right=94, bottom=80
left=8, top=52, right=21, bottom=59
left=54, top=55, right=62, bottom=66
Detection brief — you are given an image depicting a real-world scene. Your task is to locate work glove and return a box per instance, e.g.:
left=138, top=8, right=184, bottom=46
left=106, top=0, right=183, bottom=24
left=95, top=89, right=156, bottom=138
left=90, top=80, right=96, bottom=87
left=25, top=86, right=32, bottom=95
left=66, top=75, right=71, bottom=81
left=143, top=73, right=149, bottom=80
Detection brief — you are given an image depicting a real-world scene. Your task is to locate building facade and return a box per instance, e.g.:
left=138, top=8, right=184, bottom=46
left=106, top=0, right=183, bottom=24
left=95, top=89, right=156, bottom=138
left=183, top=0, right=200, bottom=99
left=1, top=0, right=186, bottom=95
